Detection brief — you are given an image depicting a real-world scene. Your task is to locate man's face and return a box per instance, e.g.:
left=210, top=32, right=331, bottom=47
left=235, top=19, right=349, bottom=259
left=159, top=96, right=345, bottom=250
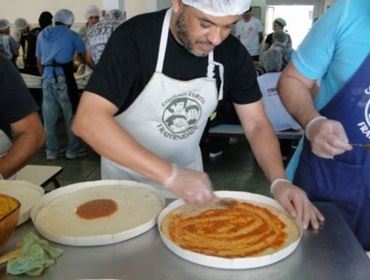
left=242, top=11, right=252, bottom=22
left=172, top=4, right=238, bottom=57
left=272, top=22, right=282, bottom=32
left=88, top=16, right=99, bottom=26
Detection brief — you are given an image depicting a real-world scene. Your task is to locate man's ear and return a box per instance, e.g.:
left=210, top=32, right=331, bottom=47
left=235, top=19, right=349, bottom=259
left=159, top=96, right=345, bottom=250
left=172, top=0, right=183, bottom=13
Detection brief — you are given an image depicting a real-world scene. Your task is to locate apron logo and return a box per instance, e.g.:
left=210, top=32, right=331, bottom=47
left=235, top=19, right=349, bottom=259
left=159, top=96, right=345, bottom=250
left=365, top=99, right=370, bottom=127
left=357, top=89, right=370, bottom=140
left=157, top=92, right=204, bottom=140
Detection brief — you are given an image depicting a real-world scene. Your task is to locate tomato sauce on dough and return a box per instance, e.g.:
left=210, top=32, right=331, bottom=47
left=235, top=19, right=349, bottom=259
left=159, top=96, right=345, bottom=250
left=76, top=199, right=118, bottom=219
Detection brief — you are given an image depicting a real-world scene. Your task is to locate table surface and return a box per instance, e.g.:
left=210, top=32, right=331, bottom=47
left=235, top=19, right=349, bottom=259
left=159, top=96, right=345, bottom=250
left=15, top=165, right=63, bottom=187
left=1, top=202, right=370, bottom=280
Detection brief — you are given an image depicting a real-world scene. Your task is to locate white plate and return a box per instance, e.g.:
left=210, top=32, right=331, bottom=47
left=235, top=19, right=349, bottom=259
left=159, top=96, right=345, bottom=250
left=31, top=180, right=165, bottom=246
left=158, top=191, right=303, bottom=269
left=0, top=180, right=44, bottom=225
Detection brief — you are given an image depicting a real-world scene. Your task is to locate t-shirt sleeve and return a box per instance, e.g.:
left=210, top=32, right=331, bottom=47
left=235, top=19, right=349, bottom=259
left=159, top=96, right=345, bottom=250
left=85, top=27, right=140, bottom=109
left=264, top=33, right=272, bottom=45
left=292, top=2, right=342, bottom=80
left=73, top=32, right=86, bottom=54
left=227, top=44, right=262, bottom=104
left=0, top=58, right=38, bottom=124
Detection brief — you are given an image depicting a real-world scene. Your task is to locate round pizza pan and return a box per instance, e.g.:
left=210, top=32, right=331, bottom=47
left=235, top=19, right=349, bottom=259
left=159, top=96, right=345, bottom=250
left=31, top=180, right=165, bottom=246
left=158, top=191, right=303, bottom=269
left=0, top=180, right=44, bottom=225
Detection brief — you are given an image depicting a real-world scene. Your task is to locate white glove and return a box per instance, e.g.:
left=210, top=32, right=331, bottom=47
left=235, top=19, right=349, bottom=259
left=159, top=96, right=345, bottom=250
left=305, top=116, right=352, bottom=158
left=164, top=165, right=216, bottom=204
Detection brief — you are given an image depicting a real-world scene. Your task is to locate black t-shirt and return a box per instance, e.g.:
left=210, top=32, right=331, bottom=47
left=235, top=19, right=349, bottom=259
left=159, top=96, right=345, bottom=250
left=25, top=27, right=41, bottom=67
left=265, top=33, right=274, bottom=49
left=86, top=9, right=261, bottom=114
left=0, top=55, right=38, bottom=132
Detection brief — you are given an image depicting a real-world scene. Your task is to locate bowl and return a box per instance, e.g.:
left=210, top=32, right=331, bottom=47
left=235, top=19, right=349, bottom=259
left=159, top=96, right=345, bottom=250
left=0, top=194, right=20, bottom=253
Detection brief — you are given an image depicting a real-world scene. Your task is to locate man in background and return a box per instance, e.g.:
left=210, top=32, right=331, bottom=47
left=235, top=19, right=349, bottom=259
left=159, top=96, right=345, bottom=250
left=36, top=9, right=86, bottom=160
left=232, top=7, right=263, bottom=61
left=78, top=5, right=101, bottom=41
left=0, top=19, right=19, bottom=63
left=85, top=9, right=124, bottom=67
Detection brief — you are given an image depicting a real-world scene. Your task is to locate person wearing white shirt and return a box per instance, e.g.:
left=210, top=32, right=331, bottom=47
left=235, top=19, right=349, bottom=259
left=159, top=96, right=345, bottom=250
left=232, top=7, right=263, bottom=61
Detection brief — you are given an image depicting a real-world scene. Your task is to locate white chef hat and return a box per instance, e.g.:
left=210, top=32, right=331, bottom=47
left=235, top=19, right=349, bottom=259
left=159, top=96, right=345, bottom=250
left=14, top=18, right=28, bottom=31
left=181, top=0, right=251, bottom=16
left=85, top=5, right=101, bottom=20
left=54, top=9, right=75, bottom=26
left=0, top=19, right=10, bottom=31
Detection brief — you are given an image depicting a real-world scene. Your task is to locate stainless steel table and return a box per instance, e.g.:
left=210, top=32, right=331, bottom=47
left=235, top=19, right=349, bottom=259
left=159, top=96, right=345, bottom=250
left=1, top=202, right=370, bottom=280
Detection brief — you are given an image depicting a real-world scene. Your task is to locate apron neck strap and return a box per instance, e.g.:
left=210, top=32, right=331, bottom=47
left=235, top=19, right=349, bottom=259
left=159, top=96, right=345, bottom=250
left=207, top=52, right=224, bottom=101
left=155, top=8, right=223, bottom=100
left=155, top=8, right=172, bottom=73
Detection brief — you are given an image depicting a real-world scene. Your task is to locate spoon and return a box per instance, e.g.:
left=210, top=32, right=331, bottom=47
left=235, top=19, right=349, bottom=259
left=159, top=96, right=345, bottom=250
left=350, top=143, right=370, bottom=150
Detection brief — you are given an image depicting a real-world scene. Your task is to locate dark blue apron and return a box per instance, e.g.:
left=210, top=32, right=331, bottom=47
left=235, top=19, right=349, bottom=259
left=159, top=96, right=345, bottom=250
left=293, top=52, right=370, bottom=250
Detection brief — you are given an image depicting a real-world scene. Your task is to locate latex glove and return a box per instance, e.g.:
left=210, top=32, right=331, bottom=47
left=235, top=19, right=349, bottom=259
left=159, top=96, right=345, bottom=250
left=164, top=165, right=217, bottom=205
left=305, top=116, right=352, bottom=158
left=271, top=178, right=325, bottom=230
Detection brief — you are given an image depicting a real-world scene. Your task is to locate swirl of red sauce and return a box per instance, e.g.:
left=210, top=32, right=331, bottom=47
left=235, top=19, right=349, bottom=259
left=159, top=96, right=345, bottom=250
left=167, top=202, right=287, bottom=258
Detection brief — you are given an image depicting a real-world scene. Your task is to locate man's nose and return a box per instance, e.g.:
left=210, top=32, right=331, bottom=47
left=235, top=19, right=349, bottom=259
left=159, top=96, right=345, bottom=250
left=207, top=28, right=228, bottom=46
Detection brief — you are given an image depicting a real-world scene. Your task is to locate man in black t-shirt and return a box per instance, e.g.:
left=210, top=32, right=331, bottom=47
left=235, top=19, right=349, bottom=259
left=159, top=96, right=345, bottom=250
left=73, top=0, right=323, bottom=230
left=0, top=55, right=45, bottom=179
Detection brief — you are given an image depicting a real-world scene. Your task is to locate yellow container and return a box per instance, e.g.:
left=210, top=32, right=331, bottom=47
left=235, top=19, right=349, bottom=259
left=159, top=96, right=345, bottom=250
left=0, top=194, right=20, bottom=253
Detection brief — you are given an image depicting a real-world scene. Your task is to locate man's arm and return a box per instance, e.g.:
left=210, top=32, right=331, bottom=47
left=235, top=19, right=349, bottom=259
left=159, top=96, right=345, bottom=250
left=258, top=31, right=263, bottom=44
left=277, top=63, right=318, bottom=127
left=0, top=112, right=45, bottom=178
left=72, top=92, right=215, bottom=204
left=235, top=100, right=324, bottom=229
left=36, top=57, right=43, bottom=76
left=278, top=63, right=352, bottom=158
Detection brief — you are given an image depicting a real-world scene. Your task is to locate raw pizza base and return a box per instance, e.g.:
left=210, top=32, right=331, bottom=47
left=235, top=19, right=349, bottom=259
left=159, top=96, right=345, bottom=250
left=34, top=185, right=163, bottom=237
left=161, top=199, right=299, bottom=258
left=0, top=180, right=44, bottom=225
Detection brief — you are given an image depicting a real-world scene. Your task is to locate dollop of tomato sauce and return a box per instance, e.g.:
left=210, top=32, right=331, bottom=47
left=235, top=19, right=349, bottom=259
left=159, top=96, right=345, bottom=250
left=75, top=199, right=118, bottom=219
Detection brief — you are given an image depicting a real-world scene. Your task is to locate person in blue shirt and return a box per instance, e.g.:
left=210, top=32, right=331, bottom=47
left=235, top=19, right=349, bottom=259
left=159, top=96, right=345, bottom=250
left=278, top=0, right=370, bottom=249
left=36, top=9, right=86, bottom=160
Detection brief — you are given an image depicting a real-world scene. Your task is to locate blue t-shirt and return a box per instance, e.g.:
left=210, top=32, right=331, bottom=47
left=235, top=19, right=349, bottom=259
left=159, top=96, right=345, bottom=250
left=287, top=0, right=370, bottom=179
left=36, top=25, right=85, bottom=80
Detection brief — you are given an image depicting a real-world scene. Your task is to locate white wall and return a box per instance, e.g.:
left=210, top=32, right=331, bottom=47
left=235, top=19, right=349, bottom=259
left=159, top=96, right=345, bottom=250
left=0, top=0, right=102, bottom=24
left=125, top=0, right=156, bottom=19
left=157, top=0, right=171, bottom=10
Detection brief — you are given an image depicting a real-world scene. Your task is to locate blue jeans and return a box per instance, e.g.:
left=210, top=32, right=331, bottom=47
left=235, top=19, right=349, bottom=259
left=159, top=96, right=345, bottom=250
left=42, top=77, right=79, bottom=157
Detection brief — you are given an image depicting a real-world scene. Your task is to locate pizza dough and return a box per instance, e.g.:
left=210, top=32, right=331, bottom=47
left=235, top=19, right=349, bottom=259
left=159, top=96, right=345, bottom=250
left=0, top=180, right=44, bottom=225
left=34, top=185, right=163, bottom=237
left=161, top=199, right=299, bottom=258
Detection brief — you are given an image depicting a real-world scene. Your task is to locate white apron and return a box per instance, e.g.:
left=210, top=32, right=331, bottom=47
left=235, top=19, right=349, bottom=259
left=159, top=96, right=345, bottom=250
left=101, top=9, right=224, bottom=194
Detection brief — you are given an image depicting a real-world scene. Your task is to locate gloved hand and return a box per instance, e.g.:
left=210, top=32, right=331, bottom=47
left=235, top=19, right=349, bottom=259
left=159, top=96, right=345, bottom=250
left=305, top=116, right=352, bottom=158
left=164, top=165, right=217, bottom=204
left=271, top=178, right=325, bottom=230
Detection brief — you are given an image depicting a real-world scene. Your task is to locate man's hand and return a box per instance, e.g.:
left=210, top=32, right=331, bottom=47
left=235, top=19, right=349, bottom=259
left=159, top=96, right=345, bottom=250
left=306, top=117, right=352, bottom=158
left=272, top=180, right=325, bottom=230
left=164, top=165, right=217, bottom=205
